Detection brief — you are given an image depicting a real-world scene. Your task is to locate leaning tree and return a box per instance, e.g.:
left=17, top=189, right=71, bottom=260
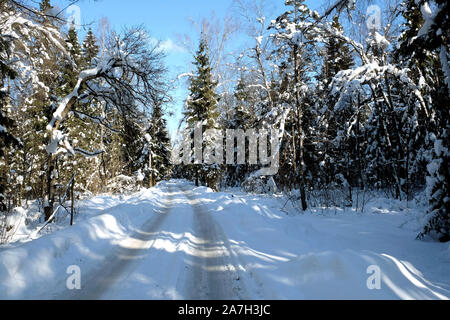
left=44, top=27, right=168, bottom=219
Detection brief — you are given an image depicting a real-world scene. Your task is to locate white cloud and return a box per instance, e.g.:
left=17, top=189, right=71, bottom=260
left=150, top=37, right=186, bottom=54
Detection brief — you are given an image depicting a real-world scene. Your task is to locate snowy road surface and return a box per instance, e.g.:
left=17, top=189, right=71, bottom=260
left=0, top=180, right=449, bottom=299
left=58, top=184, right=245, bottom=300
left=181, top=185, right=245, bottom=299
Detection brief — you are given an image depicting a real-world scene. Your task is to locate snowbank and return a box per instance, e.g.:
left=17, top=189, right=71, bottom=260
left=190, top=184, right=450, bottom=299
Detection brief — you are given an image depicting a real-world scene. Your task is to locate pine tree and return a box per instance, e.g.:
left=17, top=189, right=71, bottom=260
left=183, top=34, right=220, bottom=190
left=410, top=0, right=450, bottom=241
left=317, top=16, right=355, bottom=191
left=143, top=102, right=172, bottom=187
left=223, top=74, right=256, bottom=187
left=82, top=28, right=99, bottom=68
left=390, top=0, right=431, bottom=200
left=270, top=0, right=316, bottom=210
left=320, top=16, right=353, bottom=86
left=121, top=104, right=146, bottom=176
left=0, top=33, right=19, bottom=211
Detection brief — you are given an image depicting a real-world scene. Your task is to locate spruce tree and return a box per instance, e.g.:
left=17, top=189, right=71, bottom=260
left=396, top=0, right=449, bottom=241
left=57, top=26, right=82, bottom=98
left=67, top=27, right=82, bottom=66
left=0, top=35, right=19, bottom=211
left=82, top=28, right=99, bottom=67
left=412, top=0, right=449, bottom=241
left=270, top=0, right=315, bottom=209
left=321, top=16, right=353, bottom=86
left=183, top=34, right=220, bottom=190
left=224, top=75, right=255, bottom=187
left=143, top=102, right=172, bottom=187
left=121, top=104, right=146, bottom=176
left=391, top=0, right=430, bottom=199
left=317, top=16, right=355, bottom=190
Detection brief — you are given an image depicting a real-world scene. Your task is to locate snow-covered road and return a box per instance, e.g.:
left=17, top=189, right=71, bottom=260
left=59, top=186, right=177, bottom=299
left=181, top=185, right=246, bottom=299
left=0, top=180, right=449, bottom=299
left=58, top=183, right=246, bottom=300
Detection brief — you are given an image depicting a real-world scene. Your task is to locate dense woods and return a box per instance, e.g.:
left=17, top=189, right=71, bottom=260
left=175, top=0, right=449, bottom=241
left=0, top=0, right=448, bottom=242
left=0, top=0, right=172, bottom=229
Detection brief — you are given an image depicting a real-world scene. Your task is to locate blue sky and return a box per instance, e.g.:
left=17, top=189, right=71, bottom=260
left=53, top=0, right=322, bottom=139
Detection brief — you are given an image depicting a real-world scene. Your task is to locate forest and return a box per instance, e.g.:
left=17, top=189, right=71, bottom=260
left=0, top=0, right=448, bottom=245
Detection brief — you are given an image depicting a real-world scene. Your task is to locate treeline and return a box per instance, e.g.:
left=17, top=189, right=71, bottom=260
left=174, top=0, right=448, bottom=241
left=0, top=0, right=172, bottom=219
left=0, top=0, right=448, bottom=241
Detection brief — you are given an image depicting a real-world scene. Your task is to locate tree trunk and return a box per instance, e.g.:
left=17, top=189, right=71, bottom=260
left=44, top=156, right=54, bottom=222
left=70, top=177, right=74, bottom=226
left=293, top=43, right=308, bottom=212
left=148, top=147, right=155, bottom=188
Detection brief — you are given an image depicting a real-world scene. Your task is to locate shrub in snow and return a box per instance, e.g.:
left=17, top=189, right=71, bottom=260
left=242, top=175, right=278, bottom=194
left=105, top=175, right=143, bottom=195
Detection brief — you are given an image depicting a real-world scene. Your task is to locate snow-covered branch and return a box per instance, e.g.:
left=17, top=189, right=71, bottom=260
left=45, top=27, right=167, bottom=157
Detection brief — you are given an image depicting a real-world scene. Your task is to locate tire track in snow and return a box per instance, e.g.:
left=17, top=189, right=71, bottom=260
left=58, top=185, right=175, bottom=299
left=180, top=186, right=248, bottom=300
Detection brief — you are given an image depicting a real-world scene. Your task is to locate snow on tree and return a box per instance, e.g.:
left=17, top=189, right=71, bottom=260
left=410, top=0, right=449, bottom=241
left=82, top=28, right=99, bottom=68
left=1, top=0, right=67, bottom=211
left=0, top=28, right=20, bottom=211
left=140, top=100, right=172, bottom=187
left=268, top=0, right=319, bottom=210
left=182, top=34, right=221, bottom=190
left=45, top=26, right=167, bottom=158
left=0, top=0, right=448, bottom=243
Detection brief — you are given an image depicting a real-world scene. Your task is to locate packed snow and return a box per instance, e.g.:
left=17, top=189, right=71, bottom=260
left=0, top=180, right=448, bottom=300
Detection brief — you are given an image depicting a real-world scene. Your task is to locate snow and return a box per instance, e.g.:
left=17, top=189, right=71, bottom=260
left=0, top=180, right=448, bottom=299
left=78, top=67, right=101, bottom=79
left=47, top=65, right=101, bottom=132
left=45, top=130, right=64, bottom=155
left=135, top=170, right=145, bottom=182
left=177, top=73, right=196, bottom=81
left=196, top=185, right=449, bottom=299
left=0, top=186, right=169, bottom=299
left=416, top=1, right=434, bottom=38
left=439, top=45, right=450, bottom=92
left=256, top=36, right=263, bottom=46
left=366, top=31, right=390, bottom=51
